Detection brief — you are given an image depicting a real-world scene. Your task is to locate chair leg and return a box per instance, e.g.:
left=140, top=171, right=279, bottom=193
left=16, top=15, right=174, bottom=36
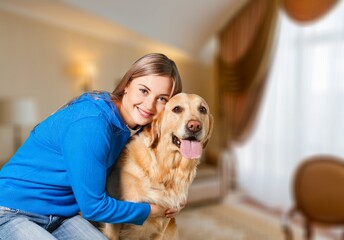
left=281, top=208, right=294, bottom=240
left=282, top=225, right=293, bottom=240
left=305, top=221, right=312, bottom=240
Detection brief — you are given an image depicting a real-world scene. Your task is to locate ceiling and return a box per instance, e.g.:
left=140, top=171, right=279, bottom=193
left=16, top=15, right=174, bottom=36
left=0, top=0, right=248, bottom=60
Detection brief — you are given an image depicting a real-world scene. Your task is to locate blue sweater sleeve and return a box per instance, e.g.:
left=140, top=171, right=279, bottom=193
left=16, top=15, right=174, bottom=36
left=61, top=116, right=150, bottom=224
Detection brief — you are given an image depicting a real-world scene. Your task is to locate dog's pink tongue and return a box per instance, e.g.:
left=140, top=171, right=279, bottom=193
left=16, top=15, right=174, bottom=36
left=180, top=140, right=202, bottom=159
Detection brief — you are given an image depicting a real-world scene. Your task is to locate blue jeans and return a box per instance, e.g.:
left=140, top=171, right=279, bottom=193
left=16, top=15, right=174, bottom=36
left=0, top=206, right=107, bottom=240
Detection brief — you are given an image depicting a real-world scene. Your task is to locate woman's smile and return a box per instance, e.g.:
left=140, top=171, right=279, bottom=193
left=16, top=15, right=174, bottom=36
left=136, top=106, right=154, bottom=118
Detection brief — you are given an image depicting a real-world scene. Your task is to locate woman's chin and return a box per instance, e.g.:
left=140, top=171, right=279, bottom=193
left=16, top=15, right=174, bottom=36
left=133, top=117, right=152, bottom=127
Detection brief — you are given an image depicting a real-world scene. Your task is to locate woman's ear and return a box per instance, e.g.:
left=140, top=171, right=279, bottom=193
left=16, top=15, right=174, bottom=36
left=123, top=85, right=129, bottom=95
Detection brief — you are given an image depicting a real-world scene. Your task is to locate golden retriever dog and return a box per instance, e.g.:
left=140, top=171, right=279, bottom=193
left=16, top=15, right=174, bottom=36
left=103, top=93, right=213, bottom=240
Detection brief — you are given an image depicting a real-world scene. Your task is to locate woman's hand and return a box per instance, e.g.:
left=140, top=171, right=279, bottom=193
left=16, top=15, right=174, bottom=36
left=149, top=204, right=181, bottom=218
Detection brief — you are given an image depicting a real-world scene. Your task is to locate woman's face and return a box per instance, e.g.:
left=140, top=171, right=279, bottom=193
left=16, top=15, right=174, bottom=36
left=120, top=75, right=173, bottom=128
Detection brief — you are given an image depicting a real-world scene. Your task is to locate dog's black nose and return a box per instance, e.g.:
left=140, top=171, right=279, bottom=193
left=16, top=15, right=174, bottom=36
left=187, top=120, right=202, bottom=133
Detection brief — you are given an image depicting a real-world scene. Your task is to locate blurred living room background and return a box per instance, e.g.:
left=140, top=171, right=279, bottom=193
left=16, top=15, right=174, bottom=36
left=1, top=0, right=344, bottom=239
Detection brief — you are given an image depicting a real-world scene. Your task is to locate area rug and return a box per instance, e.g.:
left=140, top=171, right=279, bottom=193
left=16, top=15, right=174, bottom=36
left=176, top=194, right=331, bottom=240
left=176, top=203, right=284, bottom=240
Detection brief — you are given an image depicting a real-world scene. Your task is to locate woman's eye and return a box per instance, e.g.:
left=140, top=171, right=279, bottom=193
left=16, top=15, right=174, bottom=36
left=139, top=89, right=149, bottom=95
left=158, top=97, right=168, bottom=103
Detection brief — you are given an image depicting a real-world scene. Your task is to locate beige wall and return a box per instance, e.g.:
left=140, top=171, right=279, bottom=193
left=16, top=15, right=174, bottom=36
left=0, top=9, right=217, bottom=164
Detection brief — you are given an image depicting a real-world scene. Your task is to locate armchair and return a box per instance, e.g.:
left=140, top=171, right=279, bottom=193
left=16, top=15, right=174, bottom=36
left=283, top=155, right=344, bottom=240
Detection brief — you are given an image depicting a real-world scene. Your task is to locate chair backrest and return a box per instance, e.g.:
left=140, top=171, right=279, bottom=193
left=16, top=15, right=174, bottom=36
left=293, top=155, right=344, bottom=224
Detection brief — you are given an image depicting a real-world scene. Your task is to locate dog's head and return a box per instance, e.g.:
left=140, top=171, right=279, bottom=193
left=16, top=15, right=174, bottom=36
left=148, top=93, right=213, bottom=160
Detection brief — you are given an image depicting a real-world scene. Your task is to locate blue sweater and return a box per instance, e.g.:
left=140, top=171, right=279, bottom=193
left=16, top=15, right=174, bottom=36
left=0, top=92, right=150, bottom=225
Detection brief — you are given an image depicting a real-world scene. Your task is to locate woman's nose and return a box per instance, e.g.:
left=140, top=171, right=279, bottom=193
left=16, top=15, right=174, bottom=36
left=144, top=96, right=156, bottom=112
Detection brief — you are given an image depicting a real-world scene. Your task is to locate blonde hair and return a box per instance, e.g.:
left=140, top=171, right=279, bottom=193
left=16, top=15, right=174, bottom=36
left=111, top=53, right=182, bottom=101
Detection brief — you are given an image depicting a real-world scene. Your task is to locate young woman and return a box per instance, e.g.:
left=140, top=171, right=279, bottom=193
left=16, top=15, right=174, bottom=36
left=0, top=53, right=183, bottom=239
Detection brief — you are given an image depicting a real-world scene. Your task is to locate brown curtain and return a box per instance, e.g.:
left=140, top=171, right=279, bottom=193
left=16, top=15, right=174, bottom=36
left=281, top=0, right=339, bottom=23
left=217, top=0, right=279, bottom=145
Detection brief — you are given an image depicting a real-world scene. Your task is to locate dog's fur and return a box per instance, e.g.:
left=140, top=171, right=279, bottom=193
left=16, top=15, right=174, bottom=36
left=103, top=93, right=213, bottom=240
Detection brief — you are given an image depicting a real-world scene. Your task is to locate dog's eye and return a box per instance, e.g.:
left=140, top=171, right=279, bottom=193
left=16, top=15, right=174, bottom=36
left=172, top=106, right=183, bottom=113
left=199, top=106, right=207, bottom=114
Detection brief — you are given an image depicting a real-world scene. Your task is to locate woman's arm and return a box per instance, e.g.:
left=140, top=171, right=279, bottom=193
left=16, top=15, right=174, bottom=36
left=62, top=117, right=150, bottom=225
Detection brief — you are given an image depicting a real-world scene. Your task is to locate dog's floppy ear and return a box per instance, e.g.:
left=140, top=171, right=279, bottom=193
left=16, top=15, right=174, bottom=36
left=203, top=113, right=214, bottom=148
left=148, top=111, right=163, bottom=148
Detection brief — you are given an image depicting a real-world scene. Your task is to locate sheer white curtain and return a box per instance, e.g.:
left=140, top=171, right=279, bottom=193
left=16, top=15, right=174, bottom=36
left=233, top=2, right=344, bottom=210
